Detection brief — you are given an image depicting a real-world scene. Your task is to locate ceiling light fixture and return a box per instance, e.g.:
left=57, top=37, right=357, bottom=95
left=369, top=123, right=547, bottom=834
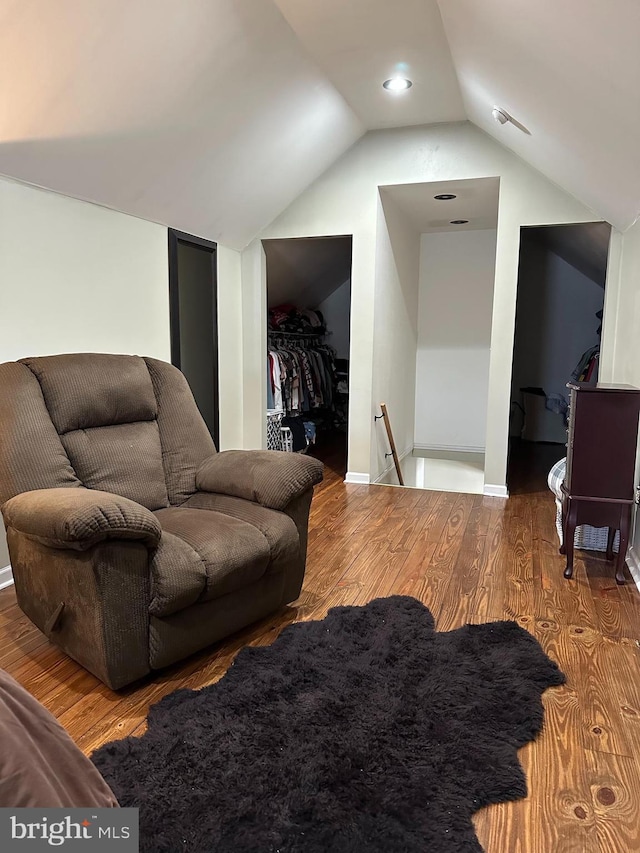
left=383, top=77, right=412, bottom=91
left=434, top=193, right=457, bottom=201
left=450, top=220, right=469, bottom=225
left=491, top=105, right=531, bottom=135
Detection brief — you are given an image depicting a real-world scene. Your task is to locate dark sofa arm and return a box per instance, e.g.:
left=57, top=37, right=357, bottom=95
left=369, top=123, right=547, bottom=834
left=2, top=487, right=161, bottom=551
left=196, top=450, right=323, bottom=511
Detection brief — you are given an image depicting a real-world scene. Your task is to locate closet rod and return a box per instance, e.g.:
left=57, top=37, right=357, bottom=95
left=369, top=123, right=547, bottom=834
left=268, top=329, right=328, bottom=339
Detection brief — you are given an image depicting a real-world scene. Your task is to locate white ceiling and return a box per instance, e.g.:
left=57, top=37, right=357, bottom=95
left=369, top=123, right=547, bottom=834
left=0, top=0, right=363, bottom=250
left=437, top=0, right=640, bottom=232
left=381, top=178, right=500, bottom=234
left=0, top=0, right=637, bottom=247
left=273, top=0, right=465, bottom=128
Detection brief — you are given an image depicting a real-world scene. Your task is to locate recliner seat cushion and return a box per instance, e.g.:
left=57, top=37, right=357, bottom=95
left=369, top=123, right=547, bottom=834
left=184, top=492, right=300, bottom=567
left=150, top=508, right=271, bottom=617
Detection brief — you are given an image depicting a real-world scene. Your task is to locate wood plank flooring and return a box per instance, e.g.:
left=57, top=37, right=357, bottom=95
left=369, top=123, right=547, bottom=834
left=2, top=443, right=640, bottom=851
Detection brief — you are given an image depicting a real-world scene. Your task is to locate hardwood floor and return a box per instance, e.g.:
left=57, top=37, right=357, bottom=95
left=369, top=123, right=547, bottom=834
left=2, top=447, right=640, bottom=852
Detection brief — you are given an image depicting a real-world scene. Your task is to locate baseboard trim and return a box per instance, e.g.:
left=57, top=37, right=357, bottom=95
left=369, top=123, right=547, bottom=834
left=483, top=484, right=509, bottom=498
left=0, top=565, right=13, bottom=590
left=414, top=443, right=485, bottom=455
left=344, top=471, right=370, bottom=485
left=626, top=546, right=640, bottom=593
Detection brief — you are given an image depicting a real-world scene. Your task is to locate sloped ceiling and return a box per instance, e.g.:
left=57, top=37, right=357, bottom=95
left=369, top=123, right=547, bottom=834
left=525, top=222, right=611, bottom=287
left=273, top=0, right=465, bottom=128
left=264, top=237, right=352, bottom=308
left=437, top=0, right=640, bottom=232
left=0, top=0, right=363, bottom=250
left=0, top=0, right=637, bottom=248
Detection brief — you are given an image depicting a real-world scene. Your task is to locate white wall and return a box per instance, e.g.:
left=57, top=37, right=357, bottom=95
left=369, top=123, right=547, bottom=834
left=316, top=279, right=351, bottom=359
left=415, top=229, right=497, bottom=452
left=253, top=122, right=597, bottom=485
left=511, top=237, right=604, bottom=411
left=241, top=240, right=268, bottom=450
left=0, top=178, right=170, bottom=363
left=602, top=220, right=640, bottom=387
left=602, top=220, right=640, bottom=571
left=371, top=192, right=421, bottom=480
left=0, top=176, right=245, bottom=575
left=217, top=245, right=244, bottom=449
left=0, top=176, right=171, bottom=569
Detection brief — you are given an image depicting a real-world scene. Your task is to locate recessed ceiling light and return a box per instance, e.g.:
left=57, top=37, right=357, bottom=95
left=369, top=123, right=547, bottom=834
left=383, top=77, right=412, bottom=91
left=434, top=193, right=457, bottom=201
left=450, top=220, right=469, bottom=225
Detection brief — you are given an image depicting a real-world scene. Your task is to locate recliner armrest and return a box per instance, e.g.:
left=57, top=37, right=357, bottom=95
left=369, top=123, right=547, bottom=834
left=196, top=450, right=323, bottom=511
left=2, top=487, right=161, bottom=551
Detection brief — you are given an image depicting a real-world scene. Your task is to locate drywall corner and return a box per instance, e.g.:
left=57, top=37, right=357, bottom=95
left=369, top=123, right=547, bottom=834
left=217, top=245, right=244, bottom=449
left=240, top=240, right=267, bottom=449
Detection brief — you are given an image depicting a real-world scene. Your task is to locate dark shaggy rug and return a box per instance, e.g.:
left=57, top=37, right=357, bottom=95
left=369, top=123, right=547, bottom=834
left=92, top=596, right=565, bottom=852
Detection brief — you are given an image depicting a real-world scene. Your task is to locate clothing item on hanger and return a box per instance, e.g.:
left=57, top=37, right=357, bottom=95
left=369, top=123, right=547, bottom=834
left=281, top=415, right=308, bottom=452
left=267, top=338, right=336, bottom=416
left=571, top=345, right=599, bottom=384
left=267, top=357, right=274, bottom=410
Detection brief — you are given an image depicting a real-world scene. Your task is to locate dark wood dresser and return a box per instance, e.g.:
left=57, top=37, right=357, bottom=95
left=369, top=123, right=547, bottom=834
left=561, top=382, right=640, bottom=583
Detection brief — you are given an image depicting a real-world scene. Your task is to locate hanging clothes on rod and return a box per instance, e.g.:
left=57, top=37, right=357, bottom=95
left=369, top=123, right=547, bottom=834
left=267, top=331, right=337, bottom=416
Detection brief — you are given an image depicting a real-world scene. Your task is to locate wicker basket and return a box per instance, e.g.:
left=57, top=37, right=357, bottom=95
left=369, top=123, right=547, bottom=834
left=547, top=457, right=619, bottom=552
left=267, top=412, right=284, bottom=451
left=281, top=426, right=293, bottom=453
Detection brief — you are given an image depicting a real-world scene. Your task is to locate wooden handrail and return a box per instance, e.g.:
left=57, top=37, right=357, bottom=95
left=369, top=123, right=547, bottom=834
left=379, top=403, right=404, bottom=486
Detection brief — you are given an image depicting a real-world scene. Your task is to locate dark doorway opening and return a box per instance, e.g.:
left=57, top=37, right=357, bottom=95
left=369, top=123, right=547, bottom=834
left=508, top=222, right=611, bottom=494
left=262, top=235, right=352, bottom=479
left=168, top=229, right=219, bottom=447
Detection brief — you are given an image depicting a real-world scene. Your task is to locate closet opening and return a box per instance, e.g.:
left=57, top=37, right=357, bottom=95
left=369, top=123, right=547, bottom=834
left=263, top=236, right=352, bottom=479
left=508, top=222, right=611, bottom=495
left=168, top=229, right=219, bottom=447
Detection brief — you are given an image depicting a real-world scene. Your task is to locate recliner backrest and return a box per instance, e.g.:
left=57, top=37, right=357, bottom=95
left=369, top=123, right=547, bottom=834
left=0, top=354, right=216, bottom=508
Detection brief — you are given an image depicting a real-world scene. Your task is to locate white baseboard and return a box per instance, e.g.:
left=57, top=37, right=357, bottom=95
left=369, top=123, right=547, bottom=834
left=414, top=443, right=485, bottom=455
left=344, top=471, right=370, bottom=485
left=626, top=546, right=640, bottom=593
left=483, top=484, right=509, bottom=498
left=0, top=565, right=13, bottom=590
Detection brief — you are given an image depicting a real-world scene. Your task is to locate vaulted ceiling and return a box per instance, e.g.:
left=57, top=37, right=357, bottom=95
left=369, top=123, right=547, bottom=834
left=1, top=0, right=637, bottom=249
left=437, top=0, right=640, bottom=236
left=0, top=0, right=363, bottom=249
left=264, top=236, right=352, bottom=308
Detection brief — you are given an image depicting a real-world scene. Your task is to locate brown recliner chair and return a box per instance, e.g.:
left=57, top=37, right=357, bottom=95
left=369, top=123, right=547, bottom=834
left=0, top=354, right=323, bottom=689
